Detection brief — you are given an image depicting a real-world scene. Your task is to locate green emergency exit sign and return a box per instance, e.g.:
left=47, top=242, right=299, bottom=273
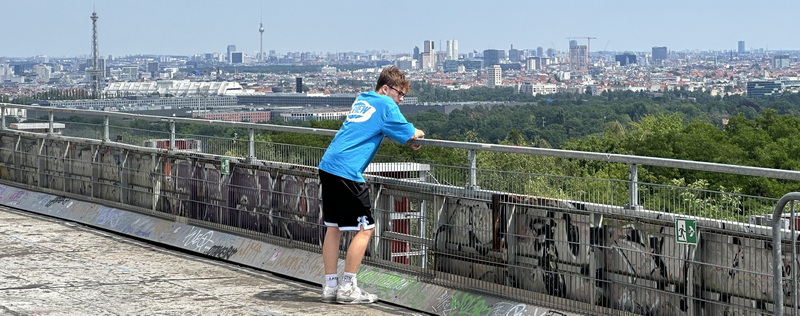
left=675, top=218, right=697, bottom=245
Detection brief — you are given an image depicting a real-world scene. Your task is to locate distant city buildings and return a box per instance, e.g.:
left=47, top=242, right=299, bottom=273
left=652, top=46, right=668, bottom=65
left=227, top=45, right=236, bottom=63
left=104, top=80, right=244, bottom=96
left=488, top=65, right=502, bottom=87
left=519, top=83, right=558, bottom=96
left=569, top=45, right=589, bottom=72
left=446, top=40, right=458, bottom=60
left=747, top=80, right=782, bottom=98
left=4, top=9, right=800, bottom=113
left=420, top=40, right=436, bottom=72
left=195, top=110, right=271, bottom=122
left=483, top=49, right=503, bottom=67
left=773, top=55, right=790, bottom=69
left=508, top=45, right=522, bottom=63
left=615, top=53, right=637, bottom=66
left=231, top=52, right=244, bottom=64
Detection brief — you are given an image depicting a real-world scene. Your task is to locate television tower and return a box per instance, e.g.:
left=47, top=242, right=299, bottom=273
left=89, top=10, right=102, bottom=98
left=259, top=10, right=265, bottom=63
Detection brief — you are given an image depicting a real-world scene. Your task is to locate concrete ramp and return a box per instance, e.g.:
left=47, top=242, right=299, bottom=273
left=0, top=183, right=580, bottom=316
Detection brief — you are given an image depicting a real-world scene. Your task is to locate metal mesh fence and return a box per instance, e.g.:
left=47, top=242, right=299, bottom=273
left=4, top=106, right=800, bottom=315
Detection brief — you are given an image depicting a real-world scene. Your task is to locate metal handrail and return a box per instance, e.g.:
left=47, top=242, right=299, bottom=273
left=5, top=103, right=800, bottom=182
left=773, top=192, right=800, bottom=316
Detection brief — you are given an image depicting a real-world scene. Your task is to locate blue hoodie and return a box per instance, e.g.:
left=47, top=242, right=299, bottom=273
left=318, top=91, right=416, bottom=182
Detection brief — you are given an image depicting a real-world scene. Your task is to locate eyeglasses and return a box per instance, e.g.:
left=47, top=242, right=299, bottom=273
left=388, top=86, right=406, bottom=98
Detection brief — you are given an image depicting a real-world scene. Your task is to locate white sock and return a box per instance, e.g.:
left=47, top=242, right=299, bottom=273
left=325, top=274, right=338, bottom=287
left=341, top=272, right=356, bottom=288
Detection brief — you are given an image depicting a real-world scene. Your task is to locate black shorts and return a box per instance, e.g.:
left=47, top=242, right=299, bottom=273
left=319, top=169, right=375, bottom=231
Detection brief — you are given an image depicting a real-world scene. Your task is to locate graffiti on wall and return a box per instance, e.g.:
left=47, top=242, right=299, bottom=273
left=277, top=174, right=323, bottom=245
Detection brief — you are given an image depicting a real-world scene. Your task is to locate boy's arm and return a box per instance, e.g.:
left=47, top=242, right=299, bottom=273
left=408, top=128, right=425, bottom=150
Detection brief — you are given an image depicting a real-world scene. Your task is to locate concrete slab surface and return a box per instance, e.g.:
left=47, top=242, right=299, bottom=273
left=0, top=206, right=427, bottom=316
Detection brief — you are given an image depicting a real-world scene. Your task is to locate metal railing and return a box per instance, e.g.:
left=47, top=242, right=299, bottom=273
left=4, top=103, right=800, bottom=315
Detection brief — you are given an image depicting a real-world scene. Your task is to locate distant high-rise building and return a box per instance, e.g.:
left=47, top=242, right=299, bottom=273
left=488, top=65, right=502, bottom=87
left=147, top=62, right=159, bottom=76
left=446, top=40, right=458, bottom=60
left=231, top=52, right=244, bottom=64
left=423, top=40, right=434, bottom=54
left=508, top=45, right=522, bottom=63
left=423, top=40, right=436, bottom=69
left=420, top=53, right=434, bottom=71
left=295, top=77, right=303, bottom=93
left=536, top=47, right=544, bottom=57
left=773, top=54, right=790, bottom=69
left=525, top=57, right=537, bottom=71
left=121, top=66, right=138, bottom=81
left=33, top=64, right=51, bottom=83
left=86, top=58, right=107, bottom=77
left=396, top=58, right=417, bottom=71
left=569, top=45, right=589, bottom=72
left=738, top=41, right=745, bottom=54
left=652, top=46, right=668, bottom=65
left=569, top=40, right=578, bottom=48
left=227, top=45, right=237, bottom=63
left=615, top=53, right=637, bottom=66
left=483, top=49, right=503, bottom=67
left=413, top=46, right=420, bottom=61
left=546, top=48, right=555, bottom=58
left=0, top=64, right=13, bottom=76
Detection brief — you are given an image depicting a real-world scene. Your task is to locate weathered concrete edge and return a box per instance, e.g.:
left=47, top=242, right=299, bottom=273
left=0, top=183, right=581, bottom=316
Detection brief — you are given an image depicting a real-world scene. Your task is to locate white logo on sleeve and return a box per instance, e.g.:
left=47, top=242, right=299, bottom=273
left=357, top=216, right=370, bottom=226
left=347, top=100, right=376, bottom=122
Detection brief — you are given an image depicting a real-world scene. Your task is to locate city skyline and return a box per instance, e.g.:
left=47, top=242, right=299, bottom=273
left=3, top=0, right=800, bottom=58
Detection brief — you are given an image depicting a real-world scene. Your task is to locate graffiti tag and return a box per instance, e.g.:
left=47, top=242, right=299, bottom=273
left=96, top=207, right=122, bottom=228
left=183, top=227, right=215, bottom=252
left=205, top=245, right=238, bottom=260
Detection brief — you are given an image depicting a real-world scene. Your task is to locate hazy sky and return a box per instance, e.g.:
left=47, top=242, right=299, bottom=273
left=3, top=0, right=799, bottom=58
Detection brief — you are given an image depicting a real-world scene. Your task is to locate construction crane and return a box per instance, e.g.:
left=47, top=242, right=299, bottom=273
left=566, top=37, right=597, bottom=54
left=566, top=37, right=596, bottom=72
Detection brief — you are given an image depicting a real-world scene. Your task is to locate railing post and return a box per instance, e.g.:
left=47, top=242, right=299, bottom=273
left=792, top=200, right=798, bottom=314
left=169, top=120, right=176, bottom=150
left=1, top=106, right=5, bottom=130
left=247, top=128, right=255, bottom=163
left=772, top=192, right=800, bottom=316
left=48, top=111, right=54, bottom=135
left=626, top=163, right=642, bottom=210
left=103, top=115, right=110, bottom=142
left=467, top=149, right=479, bottom=190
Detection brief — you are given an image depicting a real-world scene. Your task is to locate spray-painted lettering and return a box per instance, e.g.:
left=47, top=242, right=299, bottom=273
left=205, top=245, right=238, bottom=260
left=183, top=227, right=215, bottom=252
left=6, top=190, right=27, bottom=203
left=45, top=196, right=72, bottom=208
left=449, top=292, right=492, bottom=316
left=96, top=207, right=122, bottom=228
left=358, top=268, right=426, bottom=309
left=118, top=218, right=154, bottom=238
left=489, top=302, right=528, bottom=316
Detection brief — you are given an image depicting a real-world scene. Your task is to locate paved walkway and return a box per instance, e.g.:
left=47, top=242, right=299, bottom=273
left=0, top=206, right=426, bottom=316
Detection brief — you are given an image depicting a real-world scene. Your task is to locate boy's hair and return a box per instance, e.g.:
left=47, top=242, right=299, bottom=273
left=375, top=66, right=411, bottom=92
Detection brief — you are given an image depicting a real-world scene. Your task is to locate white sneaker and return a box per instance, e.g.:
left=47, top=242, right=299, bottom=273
left=321, top=285, right=338, bottom=303
left=336, top=283, right=378, bottom=304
